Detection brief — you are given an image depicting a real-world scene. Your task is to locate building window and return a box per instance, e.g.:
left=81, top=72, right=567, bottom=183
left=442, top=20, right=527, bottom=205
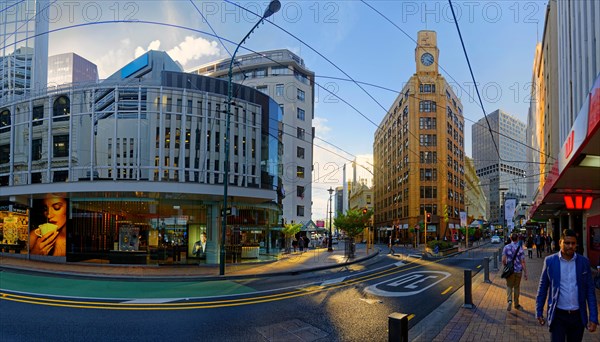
left=297, top=186, right=305, bottom=199
left=297, top=108, right=305, bottom=121
left=297, top=205, right=305, bottom=217
left=419, top=134, right=437, bottom=146
left=32, top=139, right=42, bottom=161
left=297, top=166, right=305, bottom=179
left=53, top=135, right=69, bottom=157
left=0, top=109, right=10, bottom=131
left=256, top=85, right=268, bottom=94
left=419, top=117, right=436, bottom=130
left=419, top=100, right=436, bottom=112
left=53, top=170, right=68, bottom=182
left=32, top=106, right=43, bottom=126
left=0, top=144, right=9, bottom=164
left=297, top=127, right=305, bottom=140
left=419, top=84, right=436, bottom=93
left=53, top=96, right=70, bottom=122
left=276, top=84, right=284, bottom=96
left=297, top=146, right=305, bottom=159
left=297, top=89, right=305, bottom=102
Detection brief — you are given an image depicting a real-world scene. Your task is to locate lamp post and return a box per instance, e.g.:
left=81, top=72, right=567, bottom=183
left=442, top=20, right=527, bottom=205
left=327, top=187, right=334, bottom=252
left=220, top=0, right=281, bottom=276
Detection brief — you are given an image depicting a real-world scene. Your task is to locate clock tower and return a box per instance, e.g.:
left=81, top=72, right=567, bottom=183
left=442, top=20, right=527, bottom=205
left=415, top=30, right=439, bottom=74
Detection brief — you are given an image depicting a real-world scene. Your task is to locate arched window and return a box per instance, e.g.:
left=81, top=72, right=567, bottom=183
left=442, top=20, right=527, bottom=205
left=0, top=109, right=10, bottom=131
left=53, top=96, right=70, bottom=122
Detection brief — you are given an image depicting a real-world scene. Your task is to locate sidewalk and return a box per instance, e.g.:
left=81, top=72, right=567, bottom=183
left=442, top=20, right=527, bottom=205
left=429, top=253, right=600, bottom=342
left=0, top=243, right=383, bottom=280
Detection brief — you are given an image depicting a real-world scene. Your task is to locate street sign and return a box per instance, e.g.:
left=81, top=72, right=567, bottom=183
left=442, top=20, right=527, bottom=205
left=364, top=271, right=451, bottom=297
left=221, top=208, right=231, bottom=216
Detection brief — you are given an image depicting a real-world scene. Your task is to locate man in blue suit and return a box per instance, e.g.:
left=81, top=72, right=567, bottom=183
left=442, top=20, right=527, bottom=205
left=536, top=229, right=598, bottom=341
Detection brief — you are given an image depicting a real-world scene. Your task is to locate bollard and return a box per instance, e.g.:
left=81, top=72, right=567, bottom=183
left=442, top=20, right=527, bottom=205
left=388, top=312, right=409, bottom=342
left=493, top=251, right=499, bottom=270
left=462, top=269, right=475, bottom=309
left=484, top=257, right=491, bottom=283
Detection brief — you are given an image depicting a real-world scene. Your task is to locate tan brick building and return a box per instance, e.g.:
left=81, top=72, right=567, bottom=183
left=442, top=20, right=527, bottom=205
left=373, top=31, right=465, bottom=242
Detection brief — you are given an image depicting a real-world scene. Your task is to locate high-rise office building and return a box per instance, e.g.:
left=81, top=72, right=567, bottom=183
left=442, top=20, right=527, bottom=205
left=0, top=0, right=49, bottom=103
left=374, top=31, right=465, bottom=240
left=192, top=49, right=314, bottom=226
left=48, top=53, right=99, bottom=88
left=472, top=109, right=527, bottom=226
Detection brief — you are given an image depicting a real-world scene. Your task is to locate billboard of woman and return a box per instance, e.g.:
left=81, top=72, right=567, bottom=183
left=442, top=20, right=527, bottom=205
left=29, top=195, right=68, bottom=256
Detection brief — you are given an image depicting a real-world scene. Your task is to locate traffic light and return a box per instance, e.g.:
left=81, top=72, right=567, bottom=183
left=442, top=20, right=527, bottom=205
left=362, top=207, right=368, bottom=215
left=426, top=213, right=431, bottom=223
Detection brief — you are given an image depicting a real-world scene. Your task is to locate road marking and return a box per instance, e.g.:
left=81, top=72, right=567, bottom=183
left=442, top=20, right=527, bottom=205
left=408, top=254, right=422, bottom=258
left=393, top=261, right=405, bottom=267
left=321, top=277, right=346, bottom=286
left=122, top=298, right=178, bottom=304
left=359, top=298, right=382, bottom=304
left=476, top=265, right=482, bottom=269
left=441, top=286, right=453, bottom=295
left=364, top=271, right=451, bottom=297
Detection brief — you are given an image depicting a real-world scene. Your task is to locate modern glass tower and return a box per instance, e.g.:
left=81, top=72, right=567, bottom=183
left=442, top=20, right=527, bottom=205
left=0, top=0, right=49, bottom=104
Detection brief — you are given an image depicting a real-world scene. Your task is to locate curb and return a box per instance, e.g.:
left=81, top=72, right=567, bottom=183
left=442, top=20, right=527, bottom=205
left=0, top=249, right=381, bottom=282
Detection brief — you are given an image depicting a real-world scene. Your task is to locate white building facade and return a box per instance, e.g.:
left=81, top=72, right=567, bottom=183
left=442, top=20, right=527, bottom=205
left=0, top=51, right=283, bottom=266
left=472, top=109, right=527, bottom=226
left=192, top=49, right=314, bottom=226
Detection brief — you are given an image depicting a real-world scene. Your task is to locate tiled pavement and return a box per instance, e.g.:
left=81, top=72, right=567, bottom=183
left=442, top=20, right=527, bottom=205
left=432, top=253, right=600, bottom=342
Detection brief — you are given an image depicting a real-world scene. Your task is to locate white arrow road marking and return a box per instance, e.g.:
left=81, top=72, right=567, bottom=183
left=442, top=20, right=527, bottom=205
left=364, top=271, right=451, bottom=297
left=393, top=261, right=405, bottom=267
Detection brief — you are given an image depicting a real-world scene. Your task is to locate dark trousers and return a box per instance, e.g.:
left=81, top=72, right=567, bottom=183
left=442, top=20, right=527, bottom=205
left=550, top=309, right=585, bottom=342
left=537, top=245, right=544, bottom=257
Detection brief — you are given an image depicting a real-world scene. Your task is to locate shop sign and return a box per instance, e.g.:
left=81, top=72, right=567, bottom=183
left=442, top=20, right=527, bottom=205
left=559, top=98, right=589, bottom=174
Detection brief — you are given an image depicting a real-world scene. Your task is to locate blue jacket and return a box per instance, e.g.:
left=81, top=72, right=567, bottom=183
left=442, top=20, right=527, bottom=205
left=535, top=253, right=599, bottom=328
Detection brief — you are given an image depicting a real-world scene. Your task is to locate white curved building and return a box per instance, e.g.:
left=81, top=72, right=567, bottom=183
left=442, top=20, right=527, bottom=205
left=0, top=51, right=283, bottom=265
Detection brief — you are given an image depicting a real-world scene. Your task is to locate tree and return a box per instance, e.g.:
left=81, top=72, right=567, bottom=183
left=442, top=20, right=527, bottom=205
left=282, top=222, right=302, bottom=253
left=334, top=208, right=373, bottom=239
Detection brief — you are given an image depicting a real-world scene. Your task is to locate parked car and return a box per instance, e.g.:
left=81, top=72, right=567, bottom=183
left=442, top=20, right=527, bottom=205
left=491, top=235, right=501, bottom=244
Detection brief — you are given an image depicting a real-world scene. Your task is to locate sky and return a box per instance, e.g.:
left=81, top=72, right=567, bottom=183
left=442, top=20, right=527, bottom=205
left=41, top=0, right=548, bottom=221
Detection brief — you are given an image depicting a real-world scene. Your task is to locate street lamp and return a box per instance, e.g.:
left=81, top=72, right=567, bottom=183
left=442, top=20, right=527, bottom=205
left=327, top=187, right=334, bottom=252
left=220, top=0, right=281, bottom=276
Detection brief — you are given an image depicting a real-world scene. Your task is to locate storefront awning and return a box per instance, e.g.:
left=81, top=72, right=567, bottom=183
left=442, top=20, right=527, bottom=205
left=530, top=75, right=600, bottom=221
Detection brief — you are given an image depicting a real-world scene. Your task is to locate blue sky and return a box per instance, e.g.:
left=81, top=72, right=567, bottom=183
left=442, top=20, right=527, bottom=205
left=44, top=0, right=548, bottom=219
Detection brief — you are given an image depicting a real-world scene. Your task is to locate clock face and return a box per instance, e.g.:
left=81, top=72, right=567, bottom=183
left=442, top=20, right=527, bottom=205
left=421, top=53, right=434, bottom=66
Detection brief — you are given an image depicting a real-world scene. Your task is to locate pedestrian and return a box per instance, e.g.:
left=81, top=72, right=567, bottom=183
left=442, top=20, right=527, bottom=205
left=298, top=236, right=304, bottom=253
left=388, top=235, right=395, bottom=255
left=545, top=235, right=553, bottom=253
left=535, top=229, right=598, bottom=341
left=535, top=233, right=545, bottom=258
left=526, top=234, right=534, bottom=259
left=502, top=233, right=528, bottom=311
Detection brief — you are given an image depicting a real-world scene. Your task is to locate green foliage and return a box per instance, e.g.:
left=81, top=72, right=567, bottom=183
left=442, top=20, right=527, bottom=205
left=282, top=222, right=302, bottom=238
left=458, top=227, right=477, bottom=236
left=427, top=240, right=455, bottom=250
left=334, top=208, right=373, bottom=238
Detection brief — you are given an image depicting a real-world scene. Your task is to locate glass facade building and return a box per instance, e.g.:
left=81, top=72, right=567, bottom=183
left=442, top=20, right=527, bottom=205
left=0, top=51, right=283, bottom=265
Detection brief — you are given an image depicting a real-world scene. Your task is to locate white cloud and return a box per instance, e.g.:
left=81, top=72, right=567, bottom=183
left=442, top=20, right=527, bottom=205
left=132, top=36, right=221, bottom=69
left=95, top=40, right=133, bottom=79
left=135, top=40, right=161, bottom=58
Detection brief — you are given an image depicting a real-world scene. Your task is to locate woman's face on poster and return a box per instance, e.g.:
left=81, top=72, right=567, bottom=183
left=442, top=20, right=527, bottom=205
left=43, top=197, right=67, bottom=229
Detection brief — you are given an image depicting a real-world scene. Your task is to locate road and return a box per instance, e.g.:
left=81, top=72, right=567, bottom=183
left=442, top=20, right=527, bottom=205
left=0, top=244, right=499, bottom=341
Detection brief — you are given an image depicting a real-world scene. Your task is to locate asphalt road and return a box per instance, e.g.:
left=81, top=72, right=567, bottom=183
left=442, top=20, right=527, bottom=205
left=0, top=245, right=499, bottom=341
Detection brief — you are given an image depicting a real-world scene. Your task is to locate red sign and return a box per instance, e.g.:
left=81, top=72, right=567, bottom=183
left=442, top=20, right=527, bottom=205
left=564, top=131, right=574, bottom=159
left=316, top=220, right=325, bottom=228
left=589, top=75, right=600, bottom=137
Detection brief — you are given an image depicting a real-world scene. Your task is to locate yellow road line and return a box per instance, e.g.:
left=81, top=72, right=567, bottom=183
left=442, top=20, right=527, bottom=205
left=407, top=314, right=415, bottom=320
left=441, top=286, right=453, bottom=295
